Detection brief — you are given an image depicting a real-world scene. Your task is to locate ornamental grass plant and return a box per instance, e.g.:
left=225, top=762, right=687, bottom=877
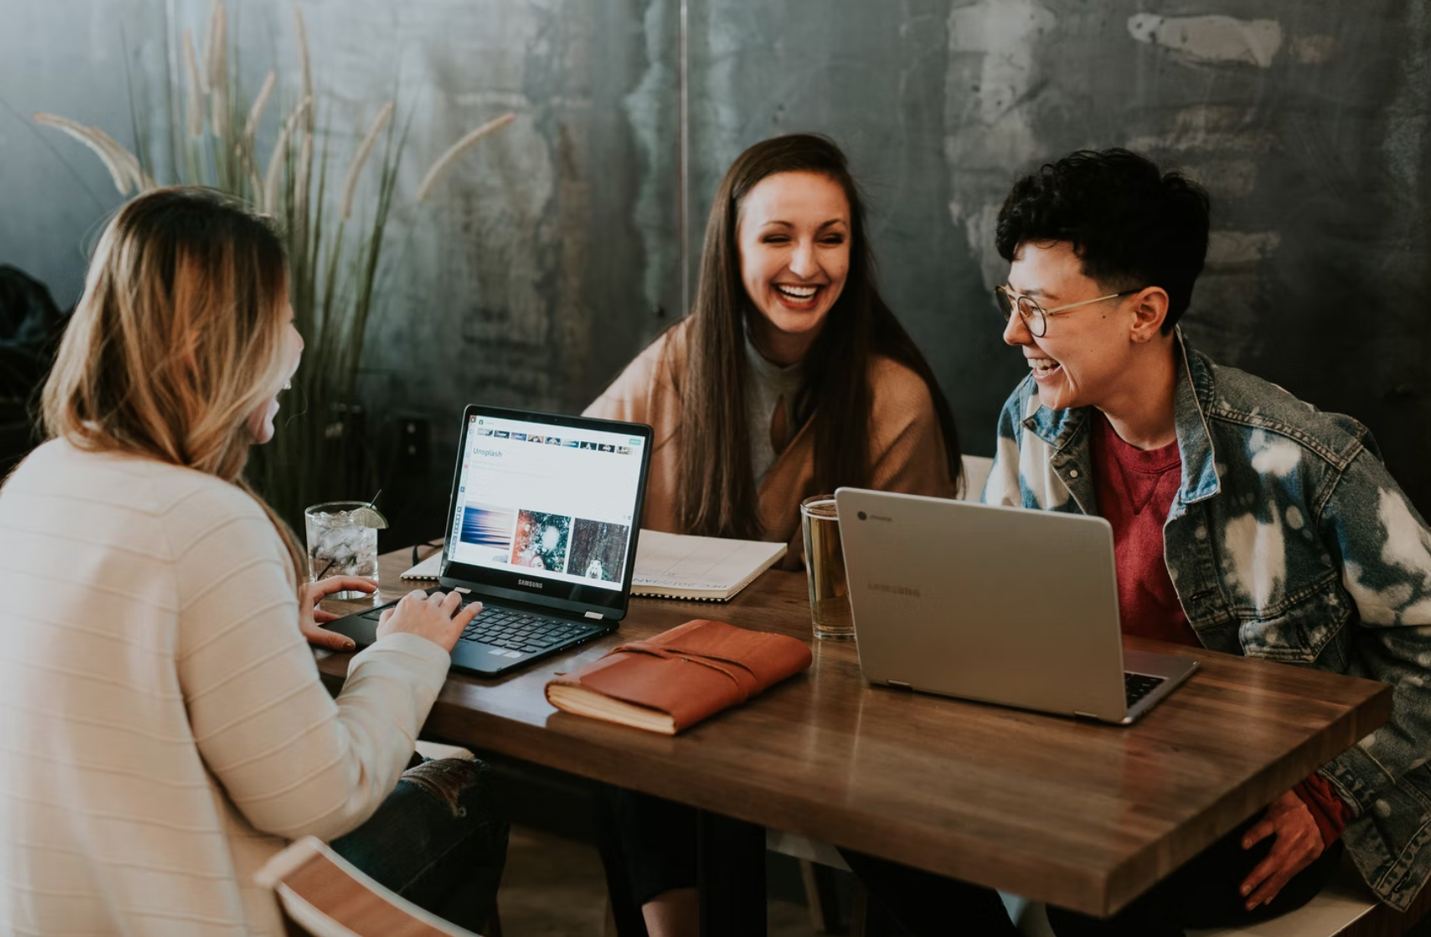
left=36, top=0, right=513, bottom=526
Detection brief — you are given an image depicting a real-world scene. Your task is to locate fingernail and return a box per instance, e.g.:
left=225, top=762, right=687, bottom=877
left=345, top=640, right=356, bottom=650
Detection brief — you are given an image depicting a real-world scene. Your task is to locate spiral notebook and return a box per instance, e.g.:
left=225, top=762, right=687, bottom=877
left=402, top=530, right=787, bottom=602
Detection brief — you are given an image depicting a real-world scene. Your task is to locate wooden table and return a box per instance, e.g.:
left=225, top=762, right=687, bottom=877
left=318, top=548, right=1391, bottom=925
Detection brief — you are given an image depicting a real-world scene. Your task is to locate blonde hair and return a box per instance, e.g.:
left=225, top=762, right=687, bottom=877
left=42, top=186, right=306, bottom=584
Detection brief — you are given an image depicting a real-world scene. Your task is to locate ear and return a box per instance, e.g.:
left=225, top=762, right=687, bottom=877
left=1128, top=287, right=1170, bottom=343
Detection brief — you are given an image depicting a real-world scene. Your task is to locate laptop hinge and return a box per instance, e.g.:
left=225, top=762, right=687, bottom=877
left=1074, top=711, right=1100, bottom=721
left=887, top=680, right=912, bottom=690
left=584, top=611, right=604, bottom=620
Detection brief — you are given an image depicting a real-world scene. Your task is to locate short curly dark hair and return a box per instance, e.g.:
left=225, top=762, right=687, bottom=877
left=995, top=149, right=1210, bottom=332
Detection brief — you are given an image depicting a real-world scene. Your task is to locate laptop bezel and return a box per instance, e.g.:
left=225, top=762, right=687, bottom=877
left=437, top=404, right=653, bottom=622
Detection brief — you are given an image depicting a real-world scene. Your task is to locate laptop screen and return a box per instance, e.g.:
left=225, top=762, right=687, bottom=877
left=441, top=407, right=651, bottom=616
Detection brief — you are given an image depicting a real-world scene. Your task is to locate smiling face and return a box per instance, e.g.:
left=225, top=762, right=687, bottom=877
left=1002, top=240, right=1143, bottom=412
left=246, top=303, right=304, bottom=445
left=736, top=171, right=851, bottom=364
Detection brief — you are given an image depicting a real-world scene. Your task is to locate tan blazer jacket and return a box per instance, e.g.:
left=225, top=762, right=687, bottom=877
left=585, top=319, right=957, bottom=568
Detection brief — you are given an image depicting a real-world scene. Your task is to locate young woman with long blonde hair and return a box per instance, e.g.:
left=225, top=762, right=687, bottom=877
left=0, top=187, right=505, bottom=935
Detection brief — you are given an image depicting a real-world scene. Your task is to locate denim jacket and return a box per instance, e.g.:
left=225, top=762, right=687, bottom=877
left=983, top=333, right=1431, bottom=911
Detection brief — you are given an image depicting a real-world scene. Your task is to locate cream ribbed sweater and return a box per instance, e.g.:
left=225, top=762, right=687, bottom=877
left=0, top=440, right=451, bottom=936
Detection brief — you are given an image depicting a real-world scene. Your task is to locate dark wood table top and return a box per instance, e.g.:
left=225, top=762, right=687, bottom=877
left=317, top=547, right=1391, bottom=916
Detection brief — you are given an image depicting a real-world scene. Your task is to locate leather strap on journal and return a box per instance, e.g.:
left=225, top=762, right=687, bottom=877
left=606, top=640, right=763, bottom=700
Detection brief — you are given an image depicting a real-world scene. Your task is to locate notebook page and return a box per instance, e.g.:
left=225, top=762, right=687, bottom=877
left=633, top=530, right=785, bottom=591
left=400, top=551, right=442, bottom=580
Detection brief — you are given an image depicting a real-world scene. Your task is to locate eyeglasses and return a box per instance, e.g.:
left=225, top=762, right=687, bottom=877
left=993, top=285, right=1140, bottom=338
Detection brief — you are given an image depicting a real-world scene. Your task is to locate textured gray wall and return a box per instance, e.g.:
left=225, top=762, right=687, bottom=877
left=3, top=2, right=170, bottom=298
left=684, top=0, right=1431, bottom=512
left=3, top=1, right=1428, bottom=522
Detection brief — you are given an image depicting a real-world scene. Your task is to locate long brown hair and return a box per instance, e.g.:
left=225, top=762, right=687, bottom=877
left=674, top=134, right=961, bottom=538
left=41, top=186, right=306, bottom=584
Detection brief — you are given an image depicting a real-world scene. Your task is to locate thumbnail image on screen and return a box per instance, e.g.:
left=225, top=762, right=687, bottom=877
left=568, top=519, right=631, bottom=584
left=510, top=510, right=572, bottom=572
left=460, top=504, right=515, bottom=554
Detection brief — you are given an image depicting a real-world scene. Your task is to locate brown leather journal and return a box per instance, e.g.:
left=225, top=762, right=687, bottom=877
left=544, top=619, right=813, bottom=734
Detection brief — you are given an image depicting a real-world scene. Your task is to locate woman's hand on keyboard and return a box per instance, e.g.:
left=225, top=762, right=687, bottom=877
left=377, top=589, right=484, bottom=652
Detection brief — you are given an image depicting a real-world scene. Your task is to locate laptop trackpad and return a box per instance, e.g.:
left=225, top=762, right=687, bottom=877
left=320, top=611, right=381, bottom=646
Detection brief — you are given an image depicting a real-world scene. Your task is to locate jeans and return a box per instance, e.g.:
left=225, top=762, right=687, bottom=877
left=840, top=849, right=1022, bottom=936
left=330, top=756, right=509, bottom=933
left=599, top=787, right=699, bottom=906
left=598, top=787, right=1024, bottom=934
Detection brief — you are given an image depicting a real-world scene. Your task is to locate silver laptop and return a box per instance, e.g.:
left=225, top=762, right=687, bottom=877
left=834, top=489, right=1197, bottom=725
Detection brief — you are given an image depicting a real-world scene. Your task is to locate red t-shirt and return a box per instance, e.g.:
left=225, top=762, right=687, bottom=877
left=1089, top=413, right=1346, bottom=844
left=1089, top=414, right=1197, bottom=646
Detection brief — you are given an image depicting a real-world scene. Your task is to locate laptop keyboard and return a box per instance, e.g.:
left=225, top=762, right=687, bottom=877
left=359, top=591, right=602, bottom=658
left=458, top=604, right=602, bottom=655
left=1124, top=672, right=1167, bottom=708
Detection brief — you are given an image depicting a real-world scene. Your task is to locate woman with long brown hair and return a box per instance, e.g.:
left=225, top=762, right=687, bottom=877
left=587, top=134, right=961, bottom=934
left=587, top=132, right=960, bottom=561
left=0, top=187, right=505, bottom=935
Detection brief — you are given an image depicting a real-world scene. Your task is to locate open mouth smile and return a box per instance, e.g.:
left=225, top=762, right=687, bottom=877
left=1027, top=356, right=1063, bottom=381
left=774, top=283, right=822, bottom=307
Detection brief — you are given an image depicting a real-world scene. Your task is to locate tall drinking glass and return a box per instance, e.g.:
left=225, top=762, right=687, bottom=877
left=304, top=501, right=380, bottom=600
left=800, top=495, right=853, bottom=640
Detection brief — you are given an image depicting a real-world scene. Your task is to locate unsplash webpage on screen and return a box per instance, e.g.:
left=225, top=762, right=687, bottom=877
left=447, top=415, right=644, bottom=591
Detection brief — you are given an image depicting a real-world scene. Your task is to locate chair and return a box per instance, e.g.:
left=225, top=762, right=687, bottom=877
left=961, top=453, right=994, bottom=502
left=256, top=836, right=482, bottom=937
left=255, top=742, right=495, bottom=937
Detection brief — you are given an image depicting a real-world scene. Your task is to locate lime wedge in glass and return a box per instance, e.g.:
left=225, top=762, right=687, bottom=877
left=350, top=506, right=389, bottom=529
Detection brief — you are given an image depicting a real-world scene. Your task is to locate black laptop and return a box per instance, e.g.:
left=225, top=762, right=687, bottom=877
left=321, top=405, right=653, bottom=676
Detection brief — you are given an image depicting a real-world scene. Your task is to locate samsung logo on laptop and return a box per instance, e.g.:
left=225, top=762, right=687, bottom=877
left=517, top=579, right=544, bottom=589
left=868, top=582, right=921, bottom=598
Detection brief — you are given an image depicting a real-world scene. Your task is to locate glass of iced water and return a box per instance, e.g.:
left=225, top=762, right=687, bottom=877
left=304, top=501, right=382, bottom=599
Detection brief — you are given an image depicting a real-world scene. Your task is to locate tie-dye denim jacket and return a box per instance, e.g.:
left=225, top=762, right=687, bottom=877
left=983, top=334, right=1431, bottom=911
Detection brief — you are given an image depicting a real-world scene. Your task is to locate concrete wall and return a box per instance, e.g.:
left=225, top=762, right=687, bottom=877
left=3, top=1, right=1427, bottom=521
